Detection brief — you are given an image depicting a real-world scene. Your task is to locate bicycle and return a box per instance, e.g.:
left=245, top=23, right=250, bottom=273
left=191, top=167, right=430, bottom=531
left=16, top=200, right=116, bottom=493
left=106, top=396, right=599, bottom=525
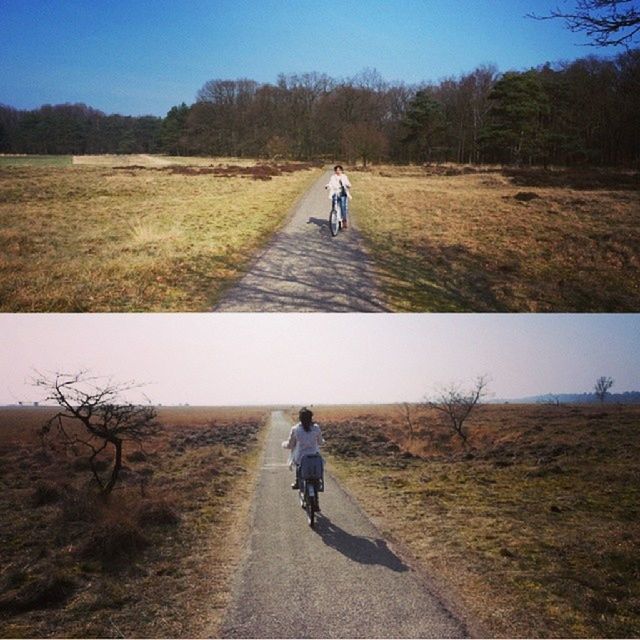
left=297, top=453, right=324, bottom=527
left=328, top=189, right=349, bottom=237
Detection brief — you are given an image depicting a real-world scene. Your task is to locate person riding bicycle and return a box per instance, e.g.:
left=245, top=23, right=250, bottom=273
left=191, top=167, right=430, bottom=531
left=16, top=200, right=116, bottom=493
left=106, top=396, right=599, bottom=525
left=282, top=407, right=324, bottom=490
left=326, top=165, right=352, bottom=229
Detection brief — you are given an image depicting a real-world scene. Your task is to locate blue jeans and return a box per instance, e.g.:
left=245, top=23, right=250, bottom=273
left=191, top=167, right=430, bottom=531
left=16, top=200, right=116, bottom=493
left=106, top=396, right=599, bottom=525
left=332, top=193, right=348, bottom=223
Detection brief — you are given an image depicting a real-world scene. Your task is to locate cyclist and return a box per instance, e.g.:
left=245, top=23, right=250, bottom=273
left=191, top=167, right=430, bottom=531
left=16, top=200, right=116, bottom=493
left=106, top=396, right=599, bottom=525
left=282, top=407, right=324, bottom=489
left=326, top=165, right=352, bottom=229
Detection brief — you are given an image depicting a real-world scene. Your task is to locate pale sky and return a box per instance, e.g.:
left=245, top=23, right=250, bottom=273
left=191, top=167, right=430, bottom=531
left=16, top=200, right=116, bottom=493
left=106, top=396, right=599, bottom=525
left=1, top=314, right=638, bottom=405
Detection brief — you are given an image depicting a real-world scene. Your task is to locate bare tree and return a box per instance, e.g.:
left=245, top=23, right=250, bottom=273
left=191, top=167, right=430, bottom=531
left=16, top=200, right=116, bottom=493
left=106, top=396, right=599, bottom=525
left=34, top=371, right=159, bottom=495
left=594, top=375, right=614, bottom=403
left=544, top=394, right=563, bottom=407
left=426, top=375, right=489, bottom=443
left=400, top=402, right=419, bottom=444
left=530, top=1, right=640, bottom=47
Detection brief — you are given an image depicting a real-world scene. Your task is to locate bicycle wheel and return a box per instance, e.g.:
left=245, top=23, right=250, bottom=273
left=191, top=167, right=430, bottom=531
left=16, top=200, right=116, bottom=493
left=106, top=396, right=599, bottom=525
left=329, top=207, right=339, bottom=237
left=306, top=495, right=315, bottom=527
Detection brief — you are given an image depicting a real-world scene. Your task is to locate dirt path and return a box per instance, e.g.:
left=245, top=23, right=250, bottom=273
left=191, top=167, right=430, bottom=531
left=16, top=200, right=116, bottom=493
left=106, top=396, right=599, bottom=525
left=214, top=171, right=387, bottom=312
left=220, top=411, right=466, bottom=638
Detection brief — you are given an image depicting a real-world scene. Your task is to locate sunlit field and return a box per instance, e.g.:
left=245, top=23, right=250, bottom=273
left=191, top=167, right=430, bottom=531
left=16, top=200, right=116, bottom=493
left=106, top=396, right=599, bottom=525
left=0, top=405, right=269, bottom=637
left=0, top=155, right=321, bottom=311
left=351, top=165, right=640, bottom=311
left=320, top=403, right=640, bottom=638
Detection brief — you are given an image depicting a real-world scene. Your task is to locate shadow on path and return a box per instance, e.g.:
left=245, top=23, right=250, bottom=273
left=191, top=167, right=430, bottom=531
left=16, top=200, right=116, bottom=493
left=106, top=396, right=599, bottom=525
left=306, top=216, right=330, bottom=234
left=214, top=170, right=386, bottom=312
left=215, top=223, right=388, bottom=311
left=314, top=514, right=409, bottom=572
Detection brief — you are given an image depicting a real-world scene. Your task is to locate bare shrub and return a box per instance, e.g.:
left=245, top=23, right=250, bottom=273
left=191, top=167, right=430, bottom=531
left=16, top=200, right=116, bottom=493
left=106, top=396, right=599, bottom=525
left=137, top=498, right=181, bottom=527
left=426, top=375, right=489, bottom=444
left=32, top=480, right=65, bottom=506
left=80, top=519, right=148, bottom=563
left=0, top=572, right=78, bottom=614
left=34, top=371, right=160, bottom=496
left=127, top=450, right=147, bottom=463
left=59, top=488, right=101, bottom=523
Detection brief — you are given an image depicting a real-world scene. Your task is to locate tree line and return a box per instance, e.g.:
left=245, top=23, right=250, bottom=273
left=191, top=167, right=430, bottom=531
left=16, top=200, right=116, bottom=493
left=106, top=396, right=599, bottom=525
left=1, top=48, right=638, bottom=166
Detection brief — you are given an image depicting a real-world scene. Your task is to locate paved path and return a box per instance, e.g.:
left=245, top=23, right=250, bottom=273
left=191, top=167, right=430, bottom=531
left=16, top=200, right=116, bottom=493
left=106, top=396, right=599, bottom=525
left=214, top=171, right=387, bottom=312
left=220, top=411, right=466, bottom=639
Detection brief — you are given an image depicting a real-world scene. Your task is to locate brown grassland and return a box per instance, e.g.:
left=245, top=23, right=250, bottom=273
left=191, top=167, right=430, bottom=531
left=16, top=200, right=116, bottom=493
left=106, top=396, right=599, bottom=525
left=0, top=406, right=269, bottom=638
left=0, top=155, right=321, bottom=311
left=351, top=165, right=640, bottom=311
left=318, top=403, right=640, bottom=637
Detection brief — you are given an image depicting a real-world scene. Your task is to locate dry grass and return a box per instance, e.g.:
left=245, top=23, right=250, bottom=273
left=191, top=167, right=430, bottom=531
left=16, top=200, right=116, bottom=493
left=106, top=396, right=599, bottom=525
left=320, top=403, right=640, bottom=638
left=0, top=406, right=268, bottom=638
left=0, top=156, right=321, bottom=311
left=351, top=164, right=640, bottom=311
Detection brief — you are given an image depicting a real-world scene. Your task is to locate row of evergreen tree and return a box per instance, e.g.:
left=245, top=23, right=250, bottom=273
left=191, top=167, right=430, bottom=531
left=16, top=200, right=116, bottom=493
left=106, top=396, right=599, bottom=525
left=1, top=49, right=638, bottom=166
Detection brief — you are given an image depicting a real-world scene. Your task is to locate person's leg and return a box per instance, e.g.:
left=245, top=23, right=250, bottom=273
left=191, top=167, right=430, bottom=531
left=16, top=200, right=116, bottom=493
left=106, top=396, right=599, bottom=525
left=340, top=195, right=348, bottom=228
left=292, top=464, right=300, bottom=489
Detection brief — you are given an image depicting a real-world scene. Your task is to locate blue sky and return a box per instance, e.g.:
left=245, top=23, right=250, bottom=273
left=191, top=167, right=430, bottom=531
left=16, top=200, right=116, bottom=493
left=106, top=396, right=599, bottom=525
left=0, top=0, right=631, bottom=116
left=2, top=314, right=638, bottom=405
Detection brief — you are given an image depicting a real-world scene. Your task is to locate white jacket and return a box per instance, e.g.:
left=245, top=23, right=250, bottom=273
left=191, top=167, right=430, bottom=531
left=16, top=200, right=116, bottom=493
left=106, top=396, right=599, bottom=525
left=326, top=173, right=352, bottom=200
left=282, top=422, right=324, bottom=466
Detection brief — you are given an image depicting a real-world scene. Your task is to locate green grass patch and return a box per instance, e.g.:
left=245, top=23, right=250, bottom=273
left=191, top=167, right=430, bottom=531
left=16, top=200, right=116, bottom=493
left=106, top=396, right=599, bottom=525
left=0, top=155, right=72, bottom=167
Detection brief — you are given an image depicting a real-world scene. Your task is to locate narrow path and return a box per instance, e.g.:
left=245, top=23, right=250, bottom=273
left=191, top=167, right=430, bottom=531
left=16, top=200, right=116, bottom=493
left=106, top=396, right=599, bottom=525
left=220, top=411, right=466, bottom=638
left=214, top=171, right=387, bottom=312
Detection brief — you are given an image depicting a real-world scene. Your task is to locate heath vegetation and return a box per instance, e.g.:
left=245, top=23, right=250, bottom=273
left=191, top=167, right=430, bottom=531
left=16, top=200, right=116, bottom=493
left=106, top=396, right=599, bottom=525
left=320, top=403, right=640, bottom=638
left=0, top=405, right=267, bottom=638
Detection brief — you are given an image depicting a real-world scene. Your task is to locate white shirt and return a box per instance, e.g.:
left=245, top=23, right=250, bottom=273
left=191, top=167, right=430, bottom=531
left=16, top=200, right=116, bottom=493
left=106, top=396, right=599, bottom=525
left=326, top=173, right=352, bottom=199
left=282, top=422, right=324, bottom=466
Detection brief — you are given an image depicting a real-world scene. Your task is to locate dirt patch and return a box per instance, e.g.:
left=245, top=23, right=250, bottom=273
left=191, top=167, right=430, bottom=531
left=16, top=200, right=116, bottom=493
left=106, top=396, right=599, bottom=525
left=513, top=191, right=541, bottom=202
left=112, top=161, right=319, bottom=181
left=503, top=167, right=640, bottom=190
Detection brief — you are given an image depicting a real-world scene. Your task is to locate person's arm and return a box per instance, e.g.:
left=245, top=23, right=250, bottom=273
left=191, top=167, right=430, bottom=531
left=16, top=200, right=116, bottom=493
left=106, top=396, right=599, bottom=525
left=282, top=426, right=297, bottom=449
left=316, top=425, right=325, bottom=447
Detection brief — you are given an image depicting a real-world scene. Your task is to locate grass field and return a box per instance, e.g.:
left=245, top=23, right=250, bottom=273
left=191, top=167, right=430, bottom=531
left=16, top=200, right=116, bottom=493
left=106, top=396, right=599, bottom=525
left=0, top=156, right=72, bottom=167
left=319, top=403, right=640, bottom=637
left=0, top=155, right=321, bottom=311
left=351, top=165, right=640, bottom=311
left=0, top=405, right=269, bottom=638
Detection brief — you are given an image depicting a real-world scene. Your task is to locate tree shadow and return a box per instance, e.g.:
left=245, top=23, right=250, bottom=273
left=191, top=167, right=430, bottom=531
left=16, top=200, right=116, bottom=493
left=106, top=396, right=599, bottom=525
left=367, top=235, right=512, bottom=311
left=213, top=219, right=389, bottom=311
left=313, top=514, right=409, bottom=572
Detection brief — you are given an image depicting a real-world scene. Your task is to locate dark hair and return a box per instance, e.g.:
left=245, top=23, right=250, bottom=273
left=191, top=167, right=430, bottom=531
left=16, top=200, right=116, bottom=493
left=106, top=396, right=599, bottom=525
left=334, top=165, right=343, bottom=171
left=299, top=407, right=313, bottom=431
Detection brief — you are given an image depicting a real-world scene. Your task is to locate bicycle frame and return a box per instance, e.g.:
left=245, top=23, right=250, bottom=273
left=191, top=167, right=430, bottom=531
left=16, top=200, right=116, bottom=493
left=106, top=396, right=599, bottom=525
left=329, top=193, right=346, bottom=237
left=297, top=455, right=324, bottom=527
left=299, top=477, right=321, bottom=527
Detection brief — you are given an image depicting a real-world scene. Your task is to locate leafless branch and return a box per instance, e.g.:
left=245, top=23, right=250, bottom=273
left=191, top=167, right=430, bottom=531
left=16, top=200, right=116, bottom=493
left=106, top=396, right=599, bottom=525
left=34, top=371, right=159, bottom=495
left=528, top=0, right=640, bottom=47
left=425, top=375, right=489, bottom=443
